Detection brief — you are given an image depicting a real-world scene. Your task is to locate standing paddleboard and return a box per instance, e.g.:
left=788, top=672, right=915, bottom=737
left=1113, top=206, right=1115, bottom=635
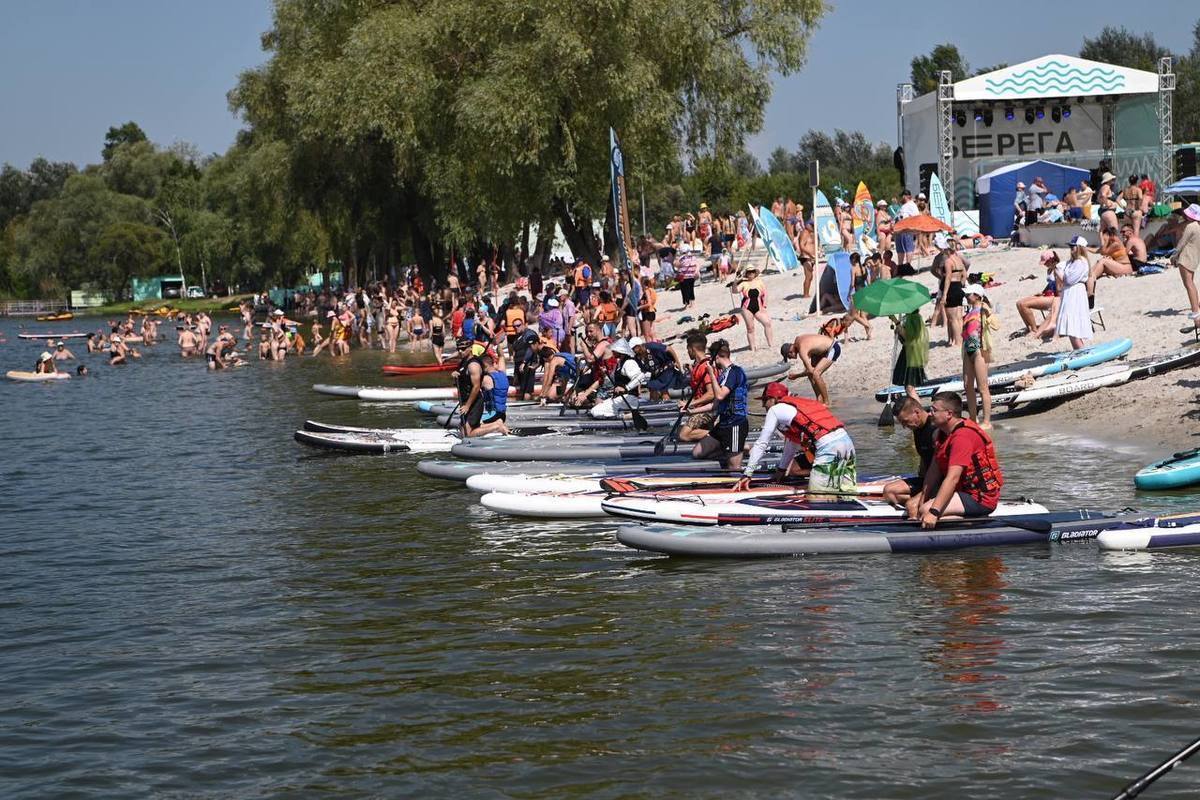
left=749, top=205, right=800, bottom=271
left=814, top=190, right=841, bottom=254
left=852, top=181, right=875, bottom=256
left=928, top=173, right=953, bottom=228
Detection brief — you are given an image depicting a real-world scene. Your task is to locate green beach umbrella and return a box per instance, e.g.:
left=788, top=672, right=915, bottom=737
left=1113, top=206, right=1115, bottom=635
left=852, top=278, right=931, bottom=317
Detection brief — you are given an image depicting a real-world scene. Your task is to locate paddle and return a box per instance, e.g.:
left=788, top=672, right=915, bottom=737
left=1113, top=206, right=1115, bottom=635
left=878, top=392, right=896, bottom=427
left=1111, top=735, right=1200, bottom=799
left=655, top=392, right=693, bottom=456
left=620, top=392, right=650, bottom=431
left=442, top=401, right=461, bottom=430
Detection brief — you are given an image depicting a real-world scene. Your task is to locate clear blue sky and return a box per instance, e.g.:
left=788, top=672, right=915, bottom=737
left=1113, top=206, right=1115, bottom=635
left=0, top=1, right=1195, bottom=169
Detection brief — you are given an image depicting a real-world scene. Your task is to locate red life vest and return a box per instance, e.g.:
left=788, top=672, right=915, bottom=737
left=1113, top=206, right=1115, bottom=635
left=939, top=419, right=1004, bottom=498
left=708, top=314, right=738, bottom=333
left=777, top=395, right=844, bottom=448
left=689, top=358, right=714, bottom=395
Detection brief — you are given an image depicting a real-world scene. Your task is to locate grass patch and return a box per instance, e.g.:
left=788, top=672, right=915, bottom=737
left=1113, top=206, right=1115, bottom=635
left=79, top=294, right=256, bottom=318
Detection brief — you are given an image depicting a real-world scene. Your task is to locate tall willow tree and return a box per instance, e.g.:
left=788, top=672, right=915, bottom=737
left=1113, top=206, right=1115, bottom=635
left=232, top=0, right=827, bottom=277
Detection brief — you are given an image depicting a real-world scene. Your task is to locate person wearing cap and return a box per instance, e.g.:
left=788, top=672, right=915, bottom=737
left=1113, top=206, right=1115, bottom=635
left=1013, top=181, right=1028, bottom=228
left=692, top=339, right=749, bottom=468
left=1015, top=251, right=1061, bottom=337
left=1055, top=236, right=1095, bottom=349
left=34, top=351, right=59, bottom=375
left=934, top=231, right=967, bottom=347
left=1024, top=177, right=1047, bottom=227
left=586, top=338, right=648, bottom=418
left=205, top=325, right=238, bottom=370
left=779, top=326, right=843, bottom=406
left=109, top=334, right=128, bottom=366
left=52, top=340, right=76, bottom=361
left=1173, top=204, right=1200, bottom=334
left=632, top=336, right=681, bottom=401
left=881, top=396, right=938, bottom=511
left=960, top=283, right=994, bottom=428
left=736, top=266, right=774, bottom=352
left=735, top=381, right=856, bottom=493
left=874, top=199, right=893, bottom=256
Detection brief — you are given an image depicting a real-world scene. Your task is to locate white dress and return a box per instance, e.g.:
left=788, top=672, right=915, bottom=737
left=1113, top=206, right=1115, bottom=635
left=1056, top=258, right=1093, bottom=340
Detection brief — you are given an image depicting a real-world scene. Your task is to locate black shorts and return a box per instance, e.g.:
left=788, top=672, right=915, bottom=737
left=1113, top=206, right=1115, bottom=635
left=956, top=492, right=995, bottom=518
left=641, top=310, right=656, bottom=322
left=709, top=420, right=749, bottom=455
left=432, top=334, right=445, bottom=348
left=462, top=399, right=484, bottom=429
left=482, top=409, right=506, bottom=423
left=206, top=352, right=217, bottom=365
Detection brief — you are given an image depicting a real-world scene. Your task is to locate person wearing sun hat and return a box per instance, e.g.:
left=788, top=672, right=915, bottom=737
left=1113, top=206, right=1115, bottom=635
left=1056, top=235, right=1094, bottom=350
left=1097, top=171, right=1120, bottom=231
left=733, top=381, right=856, bottom=494
left=34, top=351, right=58, bottom=375
left=1174, top=203, right=1200, bottom=334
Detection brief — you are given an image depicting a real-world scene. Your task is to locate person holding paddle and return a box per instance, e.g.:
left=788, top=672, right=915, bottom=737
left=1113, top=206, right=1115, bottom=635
left=909, top=391, right=1003, bottom=529
left=691, top=339, right=749, bottom=469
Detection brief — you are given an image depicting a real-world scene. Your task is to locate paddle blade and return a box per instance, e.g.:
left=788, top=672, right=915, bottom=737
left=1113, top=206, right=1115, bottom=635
left=878, top=403, right=894, bottom=427
left=631, top=410, right=649, bottom=431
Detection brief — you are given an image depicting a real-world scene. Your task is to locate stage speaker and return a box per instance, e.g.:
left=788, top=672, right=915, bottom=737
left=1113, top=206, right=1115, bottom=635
left=919, top=163, right=938, bottom=197
left=1176, top=146, right=1198, bottom=180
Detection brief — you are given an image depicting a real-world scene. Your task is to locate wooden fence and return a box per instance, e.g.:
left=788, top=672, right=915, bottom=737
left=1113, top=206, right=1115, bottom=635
left=0, top=300, right=69, bottom=316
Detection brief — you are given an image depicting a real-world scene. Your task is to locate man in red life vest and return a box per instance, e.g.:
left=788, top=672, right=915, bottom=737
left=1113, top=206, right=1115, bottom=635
left=910, top=391, right=1004, bottom=529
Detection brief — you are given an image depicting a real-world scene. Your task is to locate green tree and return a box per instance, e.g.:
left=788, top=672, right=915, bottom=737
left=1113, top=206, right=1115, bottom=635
left=88, top=221, right=169, bottom=297
left=1080, top=26, right=1170, bottom=72
left=231, top=0, right=829, bottom=269
left=102, top=121, right=149, bottom=162
left=1175, top=19, right=1200, bottom=144
left=911, top=44, right=969, bottom=95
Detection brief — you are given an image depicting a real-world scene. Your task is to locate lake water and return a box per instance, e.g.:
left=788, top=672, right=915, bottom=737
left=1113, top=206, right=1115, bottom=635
left=2, top=315, right=1199, bottom=798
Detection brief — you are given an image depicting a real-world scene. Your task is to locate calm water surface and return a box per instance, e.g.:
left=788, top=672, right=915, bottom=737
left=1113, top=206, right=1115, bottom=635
left=2, top=315, right=1199, bottom=798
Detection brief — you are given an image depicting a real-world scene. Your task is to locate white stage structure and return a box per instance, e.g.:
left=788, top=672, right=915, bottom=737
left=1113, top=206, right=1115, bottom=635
left=898, top=54, right=1175, bottom=211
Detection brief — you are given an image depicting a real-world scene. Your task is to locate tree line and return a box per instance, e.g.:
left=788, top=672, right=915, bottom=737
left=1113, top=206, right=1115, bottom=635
left=1, top=7, right=1196, bottom=300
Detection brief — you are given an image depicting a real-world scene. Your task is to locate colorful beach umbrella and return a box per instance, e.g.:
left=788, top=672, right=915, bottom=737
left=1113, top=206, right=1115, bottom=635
left=891, top=215, right=954, bottom=234
left=850, top=278, right=931, bottom=317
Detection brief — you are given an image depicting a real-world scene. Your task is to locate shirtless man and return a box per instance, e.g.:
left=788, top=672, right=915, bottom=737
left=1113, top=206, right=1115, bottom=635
left=797, top=221, right=816, bottom=297
left=178, top=325, right=200, bottom=358
left=195, top=312, right=212, bottom=351
left=1121, top=223, right=1148, bottom=273
left=779, top=328, right=844, bottom=405
left=206, top=325, right=237, bottom=370
left=310, top=316, right=331, bottom=356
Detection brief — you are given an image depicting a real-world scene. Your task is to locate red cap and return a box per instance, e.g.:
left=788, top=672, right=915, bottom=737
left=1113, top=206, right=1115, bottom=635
left=761, top=382, right=788, bottom=401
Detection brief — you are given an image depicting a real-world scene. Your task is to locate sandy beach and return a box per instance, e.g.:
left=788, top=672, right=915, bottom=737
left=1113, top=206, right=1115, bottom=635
left=644, top=245, right=1200, bottom=452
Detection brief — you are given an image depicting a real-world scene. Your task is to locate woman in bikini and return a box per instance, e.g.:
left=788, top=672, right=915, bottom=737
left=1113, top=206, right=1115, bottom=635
left=936, top=236, right=967, bottom=347
left=736, top=267, right=775, bottom=352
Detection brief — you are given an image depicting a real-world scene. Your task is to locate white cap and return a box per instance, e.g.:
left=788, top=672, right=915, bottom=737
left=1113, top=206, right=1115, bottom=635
left=610, top=338, right=634, bottom=356
left=963, top=283, right=987, bottom=299
left=933, top=232, right=950, bottom=250
left=272, top=309, right=284, bottom=316
left=917, top=192, right=927, bottom=199
left=1069, top=235, right=1089, bottom=247
left=628, top=336, right=645, bottom=348
left=1016, top=181, right=1026, bottom=189
left=546, top=298, right=559, bottom=307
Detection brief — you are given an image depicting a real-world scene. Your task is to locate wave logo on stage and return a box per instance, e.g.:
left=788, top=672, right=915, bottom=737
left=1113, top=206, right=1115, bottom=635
left=983, top=59, right=1125, bottom=96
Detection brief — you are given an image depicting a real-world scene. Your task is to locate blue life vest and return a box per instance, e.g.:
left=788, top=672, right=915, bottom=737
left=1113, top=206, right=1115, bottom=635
left=555, top=352, right=578, bottom=381
left=489, top=370, right=509, bottom=414
left=715, top=364, right=748, bottom=426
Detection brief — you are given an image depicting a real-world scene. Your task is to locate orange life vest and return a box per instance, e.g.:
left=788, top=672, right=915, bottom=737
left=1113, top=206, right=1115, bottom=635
left=504, top=306, right=524, bottom=336
left=689, top=358, right=714, bottom=395
left=574, top=263, right=591, bottom=288
left=596, top=302, right=620, bottom=323
left=777, top=395, right=844, bottom=448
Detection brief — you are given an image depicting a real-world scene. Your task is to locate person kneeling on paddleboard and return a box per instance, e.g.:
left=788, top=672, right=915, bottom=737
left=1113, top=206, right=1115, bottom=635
left=34, top=351, right=58, bottom=375
left=588, top=338, right=647, bottom=418
left=692, top=339, right=749, bottom=468
left=470, top=351, right=511, bottom=437
left=881, top=396, right=937, bottom=510
left=735, top=382, right=856, bottom=494
left=909, top=391, right=1003, bottom=529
